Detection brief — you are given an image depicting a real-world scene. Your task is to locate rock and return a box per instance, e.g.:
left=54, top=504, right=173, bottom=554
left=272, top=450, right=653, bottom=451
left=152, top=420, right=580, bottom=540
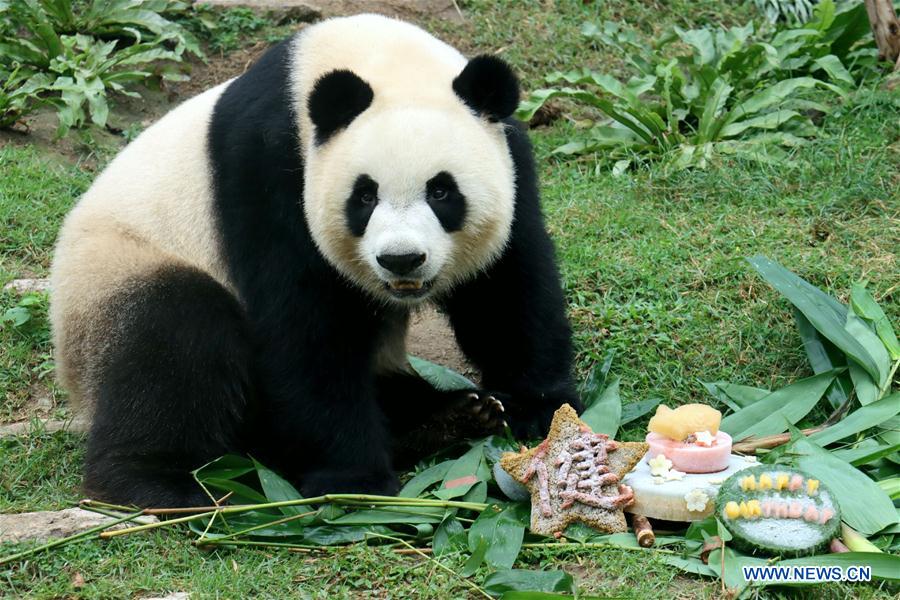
left=144, top=594, right=190, bottom=600
left=3, top=278, right=50, bottom=294
left=0, top=417, right=89, bottom=438
left=0, top=508, right=157, bottom=544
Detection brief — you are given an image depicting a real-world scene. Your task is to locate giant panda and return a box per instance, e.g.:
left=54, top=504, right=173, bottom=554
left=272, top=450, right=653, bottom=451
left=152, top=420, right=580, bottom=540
left=50, top=14, right=580, bottom=507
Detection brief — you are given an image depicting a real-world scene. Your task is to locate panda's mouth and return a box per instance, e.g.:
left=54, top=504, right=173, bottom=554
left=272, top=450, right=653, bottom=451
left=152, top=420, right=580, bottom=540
left=385, top=279, right=433, bottom=299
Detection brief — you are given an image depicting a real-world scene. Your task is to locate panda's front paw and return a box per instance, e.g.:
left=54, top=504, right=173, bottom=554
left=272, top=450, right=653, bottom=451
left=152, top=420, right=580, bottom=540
left=299, top=467, right=400, bottom=497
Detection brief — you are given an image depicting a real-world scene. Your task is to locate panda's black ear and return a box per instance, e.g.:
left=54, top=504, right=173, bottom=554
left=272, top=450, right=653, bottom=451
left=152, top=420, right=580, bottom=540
left=452, top=55, right=520, bottom=122
left=308, top=69, right=374, bottom=144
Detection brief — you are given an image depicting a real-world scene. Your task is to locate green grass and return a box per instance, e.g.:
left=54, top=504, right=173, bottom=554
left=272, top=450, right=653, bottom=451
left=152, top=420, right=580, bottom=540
left=1, top=0, right=899, bottom=597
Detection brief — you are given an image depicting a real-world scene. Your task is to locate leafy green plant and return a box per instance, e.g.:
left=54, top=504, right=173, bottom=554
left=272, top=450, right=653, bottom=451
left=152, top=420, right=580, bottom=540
left=4, top=0, right=201, bottom=60
left=45, top=32, right=183, bottom=135
left=1, top=292, right=47, bottom=329
left=0, top=65, right=54, bottom=128
left=0, top=0, right=195, bottom=135
left=186, top=5, right=269, bottom=54
left=518, top=1, right=876, bottom=170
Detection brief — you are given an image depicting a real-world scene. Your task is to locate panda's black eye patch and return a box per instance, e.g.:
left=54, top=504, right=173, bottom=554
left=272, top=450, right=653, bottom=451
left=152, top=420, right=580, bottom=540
left=346, top=174, right=378, bottom=237
left=426, top=172, right=465, bottom=232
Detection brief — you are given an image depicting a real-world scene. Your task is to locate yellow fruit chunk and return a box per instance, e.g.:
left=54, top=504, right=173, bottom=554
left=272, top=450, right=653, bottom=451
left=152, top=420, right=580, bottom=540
left=807, top=479, right=819, bottom=495
left=747, top=500, right=762, bottom=518
left=758, top=474, right=772, bottom=490
left=740, top=475, right=756, bottom=491
left=647, top=404, right=721, bottom=441
left=725, top=501, right=740, bottom=519
left=775, top=473, right=789, bottom=491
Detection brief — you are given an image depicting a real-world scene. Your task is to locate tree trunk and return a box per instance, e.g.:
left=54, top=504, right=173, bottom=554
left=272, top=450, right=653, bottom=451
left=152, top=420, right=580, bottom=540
left=864, top=0, right=900, bottom=69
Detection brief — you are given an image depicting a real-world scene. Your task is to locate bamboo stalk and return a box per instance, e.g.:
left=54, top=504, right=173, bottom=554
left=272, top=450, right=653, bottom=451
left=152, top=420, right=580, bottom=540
left=195, top=510, right=318, bottom=545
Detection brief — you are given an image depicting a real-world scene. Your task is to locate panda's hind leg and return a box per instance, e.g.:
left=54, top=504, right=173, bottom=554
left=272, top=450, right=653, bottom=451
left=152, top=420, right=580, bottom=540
left=80, top=264, right=253, bottom=508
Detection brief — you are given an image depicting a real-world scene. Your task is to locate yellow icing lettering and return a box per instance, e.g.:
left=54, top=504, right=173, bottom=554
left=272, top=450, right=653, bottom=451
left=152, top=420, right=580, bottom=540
left=747, top=499, right=762, bottom=518
left=775, top=473, right=789, bottom=491
left=806, top=479, right=819, bottom=495
left=758, top=474, right=772, bottom=490
left=740, top=475, right=756, bottom=491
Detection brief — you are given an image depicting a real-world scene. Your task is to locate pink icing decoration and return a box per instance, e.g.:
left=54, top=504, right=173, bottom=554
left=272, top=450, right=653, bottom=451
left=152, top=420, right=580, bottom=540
left=819, top=508, right=834, bottom=524
left=789, top=501, right=803, bottom=518
left=761, top=501, right=774, bottom=517
left=644, top=431, right=732, bottom=473
left=804, top=506, right=819, bottom=522
left=789, top=474, right=803, bottom=492
left=777, top=503, right=790, bottom=518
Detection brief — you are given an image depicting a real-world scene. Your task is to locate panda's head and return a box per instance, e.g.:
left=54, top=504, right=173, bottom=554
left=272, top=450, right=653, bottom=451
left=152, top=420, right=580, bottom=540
left=302, top=55, right=519, bottom=304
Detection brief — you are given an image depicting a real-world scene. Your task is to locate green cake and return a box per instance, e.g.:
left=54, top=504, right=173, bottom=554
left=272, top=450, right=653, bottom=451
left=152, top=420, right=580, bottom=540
left=715, top=465, right=840, bottom=557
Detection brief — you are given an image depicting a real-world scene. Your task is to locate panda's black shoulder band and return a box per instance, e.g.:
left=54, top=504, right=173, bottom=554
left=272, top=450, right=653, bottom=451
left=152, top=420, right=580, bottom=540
left=308, top=69, right=374, bottom=145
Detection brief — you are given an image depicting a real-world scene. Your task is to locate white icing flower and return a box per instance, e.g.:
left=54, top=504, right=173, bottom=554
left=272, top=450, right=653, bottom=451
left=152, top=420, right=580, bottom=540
left=707, top=477, right=725, bottom=485
left=665, top=469, right=685, bottom=481
left=648, top=454, right=673, bottom=477
left=652, top=477, right=665, bottom=485
left=684, top=489, right=710, bottom=512
left=743, top=455, right=759, bottom=463
left=694, top=430, right=715, bottom=446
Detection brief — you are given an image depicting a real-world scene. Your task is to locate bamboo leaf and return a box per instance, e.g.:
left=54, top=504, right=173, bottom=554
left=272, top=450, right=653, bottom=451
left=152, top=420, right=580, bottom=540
left=580, top=376, right=621, bottom=438
left=433, top=515, right=466, bottom=556
left=408, top=355, right=476, bottom=392
left=790, top=437, right=897, bottom=535
left=809, top=393, right=900, bottom=447
left=845, top=309, right=891, bottom=389
left=482, top=569, right=575, bottom=597
left=434, top=442, right=486, bottom=500
left=794, top=310, right=851, bottom=409
left=702, top=381, right=770, bottom=411
left=720, top=370, right=838, bottom=439
left=399, top=460, right=454, bottom=498
left=747, top=256, right=883, bottom=382
left=850, top=283, right=900, bottom=360
left=251, top=459, right=308, bottom=517
left=468, top=505, right=527, bottom=570
left=580, top=350, right=614, bottom=407
left=833, top=441, right=900, bottom=466
left=620, top=397, right=661, bottom=426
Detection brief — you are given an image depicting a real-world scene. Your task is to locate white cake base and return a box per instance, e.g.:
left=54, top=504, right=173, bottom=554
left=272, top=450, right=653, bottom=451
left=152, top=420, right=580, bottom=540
left=623, top=454, right=755, bottom=522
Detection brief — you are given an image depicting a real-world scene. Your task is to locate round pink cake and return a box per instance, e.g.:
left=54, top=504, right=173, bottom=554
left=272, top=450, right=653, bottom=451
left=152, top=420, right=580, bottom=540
left=645, top=431, right=732, bottom=473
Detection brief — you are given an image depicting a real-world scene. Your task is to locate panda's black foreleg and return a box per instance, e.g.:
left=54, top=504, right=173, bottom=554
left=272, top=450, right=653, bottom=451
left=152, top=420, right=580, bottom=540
left=440, top=121, right=580, bottom=439
left=376, top=372, right=505, bottom=467
left=83, top=266, right=252, bottom=508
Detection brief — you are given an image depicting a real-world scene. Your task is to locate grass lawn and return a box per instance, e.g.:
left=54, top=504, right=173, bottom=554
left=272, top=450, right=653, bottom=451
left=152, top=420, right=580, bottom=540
left=1, top=0, right=898, bottom=597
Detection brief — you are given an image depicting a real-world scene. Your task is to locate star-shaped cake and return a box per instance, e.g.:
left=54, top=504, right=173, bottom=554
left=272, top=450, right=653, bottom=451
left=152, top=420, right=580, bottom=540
left=499, top=404, right=649, bottom=536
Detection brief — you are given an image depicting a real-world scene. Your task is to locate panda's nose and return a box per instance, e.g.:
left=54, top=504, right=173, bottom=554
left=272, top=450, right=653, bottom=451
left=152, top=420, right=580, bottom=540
left=377, top=252, right=426, bottom=276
